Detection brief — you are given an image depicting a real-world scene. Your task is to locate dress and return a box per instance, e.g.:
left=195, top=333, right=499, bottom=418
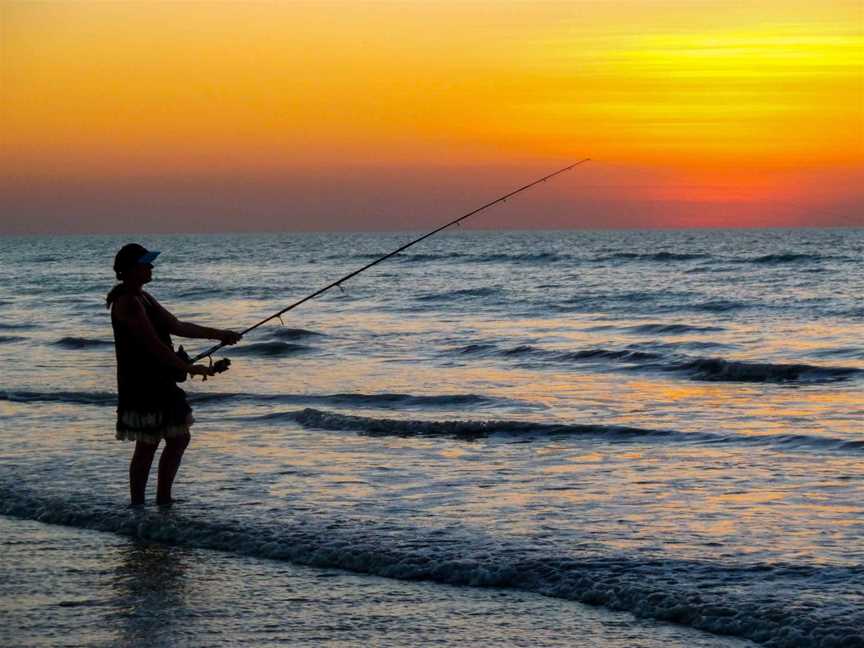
left=111, top=289, right=193, bottom=443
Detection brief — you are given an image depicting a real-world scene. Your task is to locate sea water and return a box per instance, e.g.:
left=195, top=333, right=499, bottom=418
left=0, top=229, right=862, bottom=647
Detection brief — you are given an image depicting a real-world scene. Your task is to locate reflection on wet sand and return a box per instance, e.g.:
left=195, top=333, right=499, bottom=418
left=112, top=538, right=190, bottom=648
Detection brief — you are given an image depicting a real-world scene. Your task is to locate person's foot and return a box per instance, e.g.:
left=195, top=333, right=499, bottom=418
left=128, top=501, right=146, bottom=509
left=156, top=498, right=182, bottom=507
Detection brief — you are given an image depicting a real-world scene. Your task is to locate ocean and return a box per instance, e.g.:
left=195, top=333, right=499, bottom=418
left=0, top=229, right=862, bottom=648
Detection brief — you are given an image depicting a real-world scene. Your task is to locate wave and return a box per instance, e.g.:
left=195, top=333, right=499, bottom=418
left=547, top=292, right=755, bottom=316
left=455, top=342, right=499, bottom=355
left=556, top=348, right=661, bottom=362
left=252, top=407, right=681, bottom=441
left=265, top=328, right=323, bottom=341
left=303, top=392, right=499, bottom=408
left=1, top=388, right=859, bottom=451
left=0, top=390, right=117, bottom=406
left=595, top=252, right=710, bottom=262
left=193, top=391, right=502, bottom=409
left=621, top=340, right=735, bottom=355
left=446, top=340, right=861, bottom=384
left=500, top=344, right=538, bottom=356
left=340, top=252, right=461, bottom=262
left=2, top=386, right=861, bottom=453
left=0, top=335, right=25, bottom=344
left=624, top=323, right=725, bottom=335
left=743, top=253, right=830, bottom=264
left=243, top=408, right=864, bottom=455
left=589, top=252, right=850, bottom=266
left=2, top=485, right=859, bottom=648
left=670, top=358, right=862, bottom=383
left=53, top=337, right=113, bottom=349
left=0, top=322, right=36, bottom=330
left=559, top=292, right=745, bottom=314
left=0, top=389, right=501, bottom=410
left=395, top=252, right=469, bottom=263
left=476, top=252, right=568, bottom=264
left=666, top=340, right=733, bottom=351
left=416, top=286, right=503, bottom=302
left=223, top=341, right=315, bottom=357
left=454, top=343, right=662, bottom=364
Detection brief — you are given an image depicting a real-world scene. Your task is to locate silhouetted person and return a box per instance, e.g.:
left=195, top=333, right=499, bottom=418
left=106, top=244, right=241, bottom=506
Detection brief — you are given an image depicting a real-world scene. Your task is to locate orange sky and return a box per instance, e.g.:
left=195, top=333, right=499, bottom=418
left=1, top=1, right=862, bottom=233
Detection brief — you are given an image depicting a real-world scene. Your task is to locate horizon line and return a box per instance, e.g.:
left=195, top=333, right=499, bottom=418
left=1, top=224, right=862, bottom=239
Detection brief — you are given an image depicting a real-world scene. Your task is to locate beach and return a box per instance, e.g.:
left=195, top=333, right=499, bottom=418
left=3, top=516, right=756, bottom=648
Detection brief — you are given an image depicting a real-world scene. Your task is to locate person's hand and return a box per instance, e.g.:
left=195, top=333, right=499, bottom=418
left=217, top=330, right=242, bottom=345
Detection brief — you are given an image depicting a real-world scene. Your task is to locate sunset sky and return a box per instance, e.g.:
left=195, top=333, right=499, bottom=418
left=1, top=0, right=862, bottom=234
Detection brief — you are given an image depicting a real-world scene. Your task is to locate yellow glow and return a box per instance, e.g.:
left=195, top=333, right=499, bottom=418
left=1, top=1, right=862, bottom=228
left=512, top=24, right=863, bottom=169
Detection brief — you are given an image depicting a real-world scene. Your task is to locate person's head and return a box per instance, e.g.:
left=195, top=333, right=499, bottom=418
left=113, top=243, right=160, bottom=286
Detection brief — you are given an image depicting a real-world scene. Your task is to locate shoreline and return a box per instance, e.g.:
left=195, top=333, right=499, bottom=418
left=1, top=516, right=754, bottom=648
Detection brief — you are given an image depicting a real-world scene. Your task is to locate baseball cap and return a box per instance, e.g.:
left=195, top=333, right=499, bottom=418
left=113, top=243, right=161, bottom=276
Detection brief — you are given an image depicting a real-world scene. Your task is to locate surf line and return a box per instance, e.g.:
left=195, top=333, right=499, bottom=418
left=191, top=159, right=591, bottom=364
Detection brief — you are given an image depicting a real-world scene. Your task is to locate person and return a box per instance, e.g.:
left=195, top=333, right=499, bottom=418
left=106, top=243, right=241, bottom=506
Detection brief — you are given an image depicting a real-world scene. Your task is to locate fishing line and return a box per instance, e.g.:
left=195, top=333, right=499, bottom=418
left=191, top=159, right=591, bottom=363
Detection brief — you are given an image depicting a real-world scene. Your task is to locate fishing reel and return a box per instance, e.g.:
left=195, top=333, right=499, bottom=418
left=175, top=346, right=231, bottom=382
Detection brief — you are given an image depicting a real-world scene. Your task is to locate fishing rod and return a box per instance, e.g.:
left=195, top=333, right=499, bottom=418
left=191, top=159, right=590, bottom=364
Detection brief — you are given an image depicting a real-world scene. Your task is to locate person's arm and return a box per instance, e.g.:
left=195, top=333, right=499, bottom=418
left=173, top=320, right=240, bottom=344
left=115, top=295, right=218, bottom=378
left=145, top=293, right=240, bottom=344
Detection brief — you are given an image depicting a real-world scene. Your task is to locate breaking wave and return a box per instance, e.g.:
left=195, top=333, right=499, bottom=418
left=0, top=389, right=503, bottom=410
left=193, top=392, right=503, bottom=409
left=1, top=485, right=860, bottom=648
left=277, top=407, right=679, bottom=441
left=243, top=408, right=864, bottom=455
left=670, top=358, right=862, bottom=383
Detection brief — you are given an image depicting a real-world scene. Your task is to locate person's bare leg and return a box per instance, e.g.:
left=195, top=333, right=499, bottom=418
left=130, top=440, right=160, bottom=505
left=156, top=433, right=190, bottom=505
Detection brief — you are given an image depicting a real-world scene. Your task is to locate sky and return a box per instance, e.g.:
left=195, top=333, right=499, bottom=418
left=1, top=0, right=862, bottom=234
